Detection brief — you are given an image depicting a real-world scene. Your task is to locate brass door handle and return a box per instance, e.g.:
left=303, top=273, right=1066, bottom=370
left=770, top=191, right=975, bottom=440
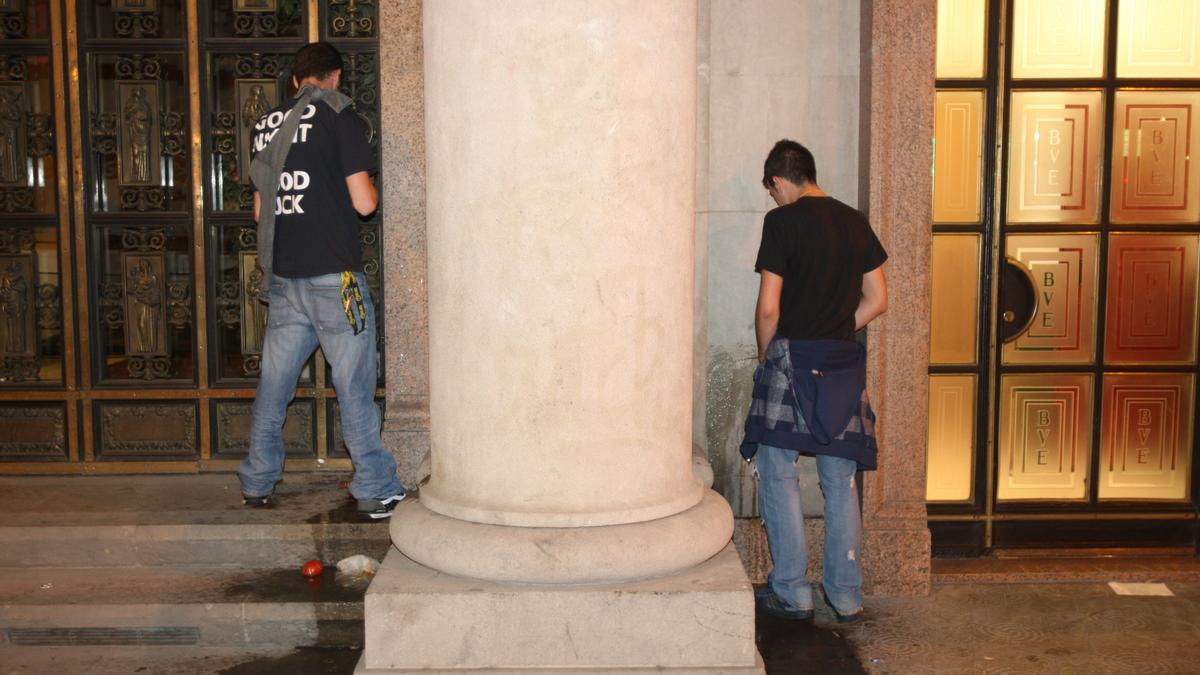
left=999, top=257, right=1038, bottom=343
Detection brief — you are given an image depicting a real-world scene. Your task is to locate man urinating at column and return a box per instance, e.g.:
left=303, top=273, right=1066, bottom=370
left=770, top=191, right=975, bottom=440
left=238, top=42, right=405, bottom=520
left=741, top=140, right=888, bottom=623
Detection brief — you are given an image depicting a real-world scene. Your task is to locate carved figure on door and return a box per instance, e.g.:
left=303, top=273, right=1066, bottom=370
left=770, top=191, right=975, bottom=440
left=127, top=258, right=161, bottom=354
left=123, top=87, right=152, bottom=184
left=0, top=87, right=22, bottom=184
left=0, top=262, right=28, bottom=354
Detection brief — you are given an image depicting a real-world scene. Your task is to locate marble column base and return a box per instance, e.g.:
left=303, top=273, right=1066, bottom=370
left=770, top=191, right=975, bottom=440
left=356, top=543, right=763, bottom=674
left=391, top=490, right=733, bottom=585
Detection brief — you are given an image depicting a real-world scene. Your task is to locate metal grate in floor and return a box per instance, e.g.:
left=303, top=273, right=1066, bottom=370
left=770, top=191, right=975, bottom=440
left=5, top=626, right=200, bottom=646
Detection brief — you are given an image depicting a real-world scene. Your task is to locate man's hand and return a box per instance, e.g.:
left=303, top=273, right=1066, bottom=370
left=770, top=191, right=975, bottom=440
left=854, top=266, right=888, bottom=331
left=346, top=171, right=378, bottom=216
left=755, top=270, right=784, bottom=362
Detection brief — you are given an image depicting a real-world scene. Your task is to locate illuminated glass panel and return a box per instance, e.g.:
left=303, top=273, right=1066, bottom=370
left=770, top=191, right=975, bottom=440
left=1110, top=90, right=1200, bottom=224
left=1117, top=0, right=1200, bottom=78
left=1012, top=0, right=1108, bottom=79
left=1105, top=234, right=1200, bottom=365
left=934, top=90, right=985, bottom=224
left=937, top=0, right=987, bottom=79
left=1003, top=234, right=1099, bottom=364
left=930, top=234, right=981, bottom=364
left=1099, top=374, right=1194, bottom=501
left=926, top=374, right=976, bottom=502
left=998, top=374, right=1093, bottom=501
left=1007, top=91, right=1103, bottom=224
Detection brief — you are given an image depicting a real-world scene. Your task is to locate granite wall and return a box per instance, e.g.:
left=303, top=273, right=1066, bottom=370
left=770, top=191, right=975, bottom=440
left=378, top=0, right=430, bottom=487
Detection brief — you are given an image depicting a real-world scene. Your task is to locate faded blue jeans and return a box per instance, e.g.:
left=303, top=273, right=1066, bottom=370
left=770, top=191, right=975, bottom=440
left=238, top=272, right=402, bottom=501
left=756, top=443, right=863, bottom=614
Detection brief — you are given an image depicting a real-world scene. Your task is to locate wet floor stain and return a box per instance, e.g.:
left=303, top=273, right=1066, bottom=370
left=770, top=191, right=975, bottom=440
left=217, top=647, right=362, bottom=675
left=756, top=610, right=867, bottom=674
left=221, top=567, right=368, bottom=603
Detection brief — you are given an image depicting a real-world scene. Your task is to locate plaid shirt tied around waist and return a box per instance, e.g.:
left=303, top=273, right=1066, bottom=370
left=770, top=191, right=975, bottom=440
left=739, top=335, right=878, bottom=470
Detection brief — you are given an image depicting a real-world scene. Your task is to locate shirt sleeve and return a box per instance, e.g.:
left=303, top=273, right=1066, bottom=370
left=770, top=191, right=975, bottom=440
left=754, top=211, right=787, bottom=276
left=861, top=216, right=888, bottom=272
left=337, top=110, right=378, bottom=178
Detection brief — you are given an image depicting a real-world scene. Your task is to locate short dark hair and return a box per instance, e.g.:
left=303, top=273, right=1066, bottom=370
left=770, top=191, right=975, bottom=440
left=762, top=139, right=817, bottom=189
left=293, top=42, right=344, bottom=82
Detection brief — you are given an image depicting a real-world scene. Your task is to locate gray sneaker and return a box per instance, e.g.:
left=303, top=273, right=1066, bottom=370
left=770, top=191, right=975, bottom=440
left=357, top=492, right=406, bottom=520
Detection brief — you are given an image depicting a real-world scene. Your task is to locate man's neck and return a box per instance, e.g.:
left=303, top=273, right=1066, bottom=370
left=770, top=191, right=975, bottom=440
left=780, top=181, right=825, bottom=205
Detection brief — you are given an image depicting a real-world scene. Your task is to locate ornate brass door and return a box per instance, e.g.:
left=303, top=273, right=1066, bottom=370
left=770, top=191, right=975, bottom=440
left=0, top=0, right=384, bottom=473
left=929, top=0, right=1200, bottom=551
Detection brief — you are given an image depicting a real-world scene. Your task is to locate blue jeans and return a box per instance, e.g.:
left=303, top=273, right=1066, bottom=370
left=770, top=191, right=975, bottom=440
left=238, top=272, right=402, bottom=501
left=756, top=443, right=863, bottom=614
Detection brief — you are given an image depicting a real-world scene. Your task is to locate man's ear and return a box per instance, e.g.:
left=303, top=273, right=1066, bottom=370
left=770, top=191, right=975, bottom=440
left=292, top=75, right=299, bottom=89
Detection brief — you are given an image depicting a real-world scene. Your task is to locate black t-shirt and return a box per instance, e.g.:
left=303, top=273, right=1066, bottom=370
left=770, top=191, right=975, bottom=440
left=250, top=96, right=376, bottom=278
left=754, top=196, right=887, bottom=341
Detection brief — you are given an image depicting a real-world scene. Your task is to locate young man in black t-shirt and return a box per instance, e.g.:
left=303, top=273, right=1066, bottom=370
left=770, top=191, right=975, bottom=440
left=237, top=42, right=404, bottom=520
left=748, top=140, right=887, bottom=623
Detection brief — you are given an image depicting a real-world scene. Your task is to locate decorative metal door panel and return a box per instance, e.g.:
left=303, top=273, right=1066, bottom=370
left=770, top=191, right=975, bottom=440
left=0, top=0, right=384, bottom=473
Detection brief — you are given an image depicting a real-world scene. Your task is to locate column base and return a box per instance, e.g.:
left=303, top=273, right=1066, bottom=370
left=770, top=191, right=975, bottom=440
left=357, top=543, right=761, bottom=673
left=391, top=490, right=734, bottom=584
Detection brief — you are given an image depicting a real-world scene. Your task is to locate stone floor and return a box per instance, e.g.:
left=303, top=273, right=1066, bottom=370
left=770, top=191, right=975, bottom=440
left=4, top=579, right=1199, bottom=673
left=2, top=474, right=1199, bottom=673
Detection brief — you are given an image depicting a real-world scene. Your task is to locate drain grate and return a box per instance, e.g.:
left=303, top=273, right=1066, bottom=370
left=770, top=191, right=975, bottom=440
left=5, top=626, right=200, bottom=646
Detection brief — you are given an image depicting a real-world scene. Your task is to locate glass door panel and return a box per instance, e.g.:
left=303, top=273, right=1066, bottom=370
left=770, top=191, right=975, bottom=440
left=1006, top=90, right=1104, bottom=224
left=1003, top=234, right=1099, bottom=364
left=1117, top=0, right=1200, bottom=79
left=1104, top=234, right=1199, bottom=365
left=997, top=373, right=1094, bottom=501
left=937, top=0, right=988, bottom=79
left=934, top=90, right=986, bottom=224
left=1110, top=90, right=1200, bottom=225
left=927, top=374, right=977, bottom=502
left=1012, top=0, right=1108, bottom=79
left=1099, top=373, right=1194, bottom=500
left=931, top=234, right=982, bottom=364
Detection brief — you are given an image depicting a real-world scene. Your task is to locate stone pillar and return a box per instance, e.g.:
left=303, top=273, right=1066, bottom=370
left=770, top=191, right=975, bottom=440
left=859, top=0, right=934, bottom=596
left=360, top=1, right=761, bottom=672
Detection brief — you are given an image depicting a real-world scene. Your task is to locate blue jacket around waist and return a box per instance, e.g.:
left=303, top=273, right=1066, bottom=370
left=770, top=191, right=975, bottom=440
left=739, top=336, right=877, bottom=469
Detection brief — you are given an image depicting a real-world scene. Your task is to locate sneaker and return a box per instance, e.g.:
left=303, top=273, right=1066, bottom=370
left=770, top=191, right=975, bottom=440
left=242, top=493, right=274, bottom=508
left=755, top=586, right=813, bottom=621
left=821, top=587, right=864, bottom=624
left=357, top=492, right=406, bottom=520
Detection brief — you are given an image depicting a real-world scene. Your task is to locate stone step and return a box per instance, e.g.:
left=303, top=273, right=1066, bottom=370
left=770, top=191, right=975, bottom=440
left=0, top=473, right=393, bottom=568
left=0, top=521, right=392, bottom=569
left=0, top=565, right=370, bottom=650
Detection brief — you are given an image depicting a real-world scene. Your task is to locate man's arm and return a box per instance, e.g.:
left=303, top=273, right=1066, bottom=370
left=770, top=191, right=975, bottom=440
left=854, top=266, right=888, bottom=331
left=346, top=171, right=378, bottom=216
left=252, top=192, right=261, bottom=223
left=755, top=270, right=784, bottom=362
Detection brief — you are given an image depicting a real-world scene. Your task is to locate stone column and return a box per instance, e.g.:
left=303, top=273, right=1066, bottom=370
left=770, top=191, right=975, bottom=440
left=361, top=1, right=761, bottom=672
left=860, top=0, right=935, bottom=596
